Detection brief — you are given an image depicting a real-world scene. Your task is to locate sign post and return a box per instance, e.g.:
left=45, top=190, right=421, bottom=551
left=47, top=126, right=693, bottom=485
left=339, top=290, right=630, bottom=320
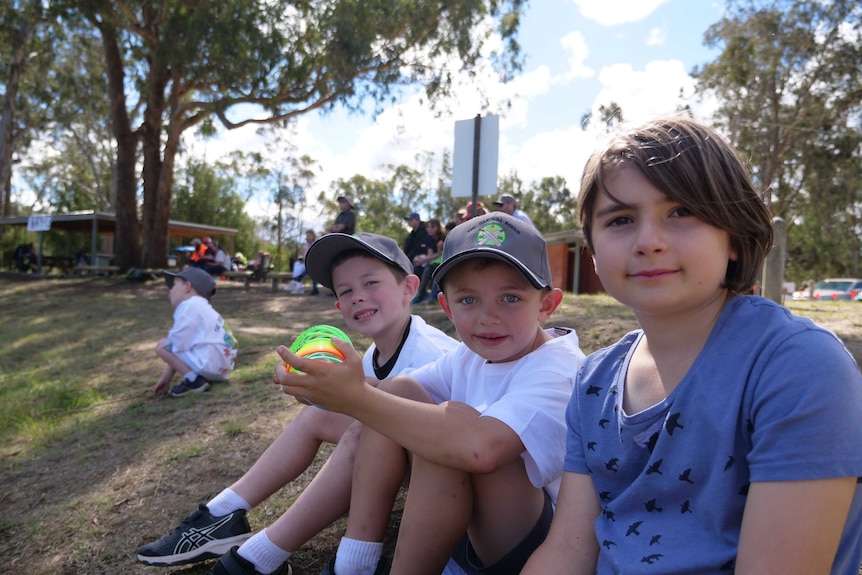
left=27, top=215, right=52, bottom=274
left=452, top=114, right=500, bottom=216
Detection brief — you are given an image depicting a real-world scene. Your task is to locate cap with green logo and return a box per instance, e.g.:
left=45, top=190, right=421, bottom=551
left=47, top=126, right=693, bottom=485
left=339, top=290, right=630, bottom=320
left=432, top=212, right=552, bottom=289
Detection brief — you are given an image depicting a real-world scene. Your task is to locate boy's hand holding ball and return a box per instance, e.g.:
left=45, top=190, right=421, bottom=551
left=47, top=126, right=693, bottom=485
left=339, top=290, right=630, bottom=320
left=275, top=325, right=361, bottom=410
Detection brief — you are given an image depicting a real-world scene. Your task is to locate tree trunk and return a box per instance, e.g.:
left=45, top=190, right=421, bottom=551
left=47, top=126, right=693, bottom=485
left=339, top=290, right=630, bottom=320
left=0, top=0, right=40, bottom=218
left=139, top=52, right=169, bottom=268
left=98, top=21, right=141, bottom=269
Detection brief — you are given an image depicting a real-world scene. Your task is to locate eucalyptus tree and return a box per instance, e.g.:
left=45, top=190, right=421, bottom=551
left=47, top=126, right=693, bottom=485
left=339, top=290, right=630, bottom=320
left=171, top=158, right=258, bottom=255
left=69, top=0, right=525, bottom=269
left=0, top=0, right=52, bottom=217
left=693, top=0, right=862, bottom=228
left=20, top=20, right=115, bottom=214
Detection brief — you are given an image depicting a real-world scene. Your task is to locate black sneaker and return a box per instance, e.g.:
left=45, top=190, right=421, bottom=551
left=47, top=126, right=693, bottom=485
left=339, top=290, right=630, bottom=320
left=136, top=505, right=252, bottom=566
left=205, top=546, right=292, bottom=575
left=170, top=375, right=211, bottom=397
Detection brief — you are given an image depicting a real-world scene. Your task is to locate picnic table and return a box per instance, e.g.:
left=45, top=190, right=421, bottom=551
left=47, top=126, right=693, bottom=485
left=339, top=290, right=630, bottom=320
left=40, top=256, right=74, bottom=275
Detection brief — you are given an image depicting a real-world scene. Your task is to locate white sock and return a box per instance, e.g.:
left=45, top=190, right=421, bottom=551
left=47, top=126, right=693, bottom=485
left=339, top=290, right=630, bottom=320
left=237, top=529, right=293, bottom=574
left=183, top=371, right=200, bottom=382
left=206, top=488, right=251, bottom=517
left=334, top=537, right=383, bottom=575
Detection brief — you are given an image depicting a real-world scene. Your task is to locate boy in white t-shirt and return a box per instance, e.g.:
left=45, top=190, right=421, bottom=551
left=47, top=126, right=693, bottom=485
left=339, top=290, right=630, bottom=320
left=137, top=233, right=457, bottom=573
left=278, top=212, right=587, bottom=575
left=153, top=267, right=238, bottom=398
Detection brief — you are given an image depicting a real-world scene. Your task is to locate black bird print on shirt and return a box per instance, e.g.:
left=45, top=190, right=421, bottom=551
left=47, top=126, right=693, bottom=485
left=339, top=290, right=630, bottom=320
left=665, top=412, right=684, bottom=434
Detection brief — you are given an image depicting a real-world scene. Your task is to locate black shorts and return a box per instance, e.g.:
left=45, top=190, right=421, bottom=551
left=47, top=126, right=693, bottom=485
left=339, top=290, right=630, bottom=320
left=451, top=490, right=553, bottom=575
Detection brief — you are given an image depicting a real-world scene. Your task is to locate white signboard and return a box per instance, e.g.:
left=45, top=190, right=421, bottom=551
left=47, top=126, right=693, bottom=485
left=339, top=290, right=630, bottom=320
left=27, top=215, right=52, bottom=232
left=452, top=114, right=499, bottom=198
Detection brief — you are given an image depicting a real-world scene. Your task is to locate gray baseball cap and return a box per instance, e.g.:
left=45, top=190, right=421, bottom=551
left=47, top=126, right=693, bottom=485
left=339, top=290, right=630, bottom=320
left=306, top=232, right=414, bottom=290
left=432, top=212, right=552, bottom=290
left=164, top=267, right=217, bottom=299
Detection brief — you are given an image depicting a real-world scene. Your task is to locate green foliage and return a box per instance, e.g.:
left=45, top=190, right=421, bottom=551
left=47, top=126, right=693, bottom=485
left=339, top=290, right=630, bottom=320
left=171, top=158, right=258, bottom=255
left=694, top=0, right=862, bottom=280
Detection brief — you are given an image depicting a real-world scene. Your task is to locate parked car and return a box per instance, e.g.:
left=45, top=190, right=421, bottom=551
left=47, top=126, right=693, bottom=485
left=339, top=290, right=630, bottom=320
left=802, top=278, right=862, bottom=301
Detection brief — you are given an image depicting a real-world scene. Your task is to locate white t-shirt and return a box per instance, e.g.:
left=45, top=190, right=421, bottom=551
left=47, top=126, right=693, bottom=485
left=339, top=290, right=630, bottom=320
left=409, top=328, right=585, bottom=503
left=214, top=249, right=231, bottom=269
left=361, top=315, right=458, bottom=378
left=167, top=296, right=237, bottom=380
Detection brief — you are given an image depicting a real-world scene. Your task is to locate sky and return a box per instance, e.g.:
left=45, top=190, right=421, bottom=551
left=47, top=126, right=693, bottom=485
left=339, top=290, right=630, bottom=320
left=191, top=0, right=728, bottom=227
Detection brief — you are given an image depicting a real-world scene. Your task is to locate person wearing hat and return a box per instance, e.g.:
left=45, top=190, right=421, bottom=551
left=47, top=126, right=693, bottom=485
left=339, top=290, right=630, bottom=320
left=136, top=232, right=456, bottom=572
left=327, top=196, right=356, bottom=235
left=277, top=212, right=586, bottom=575
left=493, top=193, right=534, bottom=227
left=152, top=267, right=238, bottom=398
left=458, top=200, right=486, bottom=223
left=402, top=211, right=433, bottom=276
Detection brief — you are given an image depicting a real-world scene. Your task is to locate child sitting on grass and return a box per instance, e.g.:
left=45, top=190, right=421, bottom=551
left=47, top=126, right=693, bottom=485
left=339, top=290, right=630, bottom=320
left=278, top=212, right=587, bottom=575
left=137, top=233, right=457, bottom=574
left=522, top=116, right=862, bottom=575
left=153, top=267, right=237, bottom=398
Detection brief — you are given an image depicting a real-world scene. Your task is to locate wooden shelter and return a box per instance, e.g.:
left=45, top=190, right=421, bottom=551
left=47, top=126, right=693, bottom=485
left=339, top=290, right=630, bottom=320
left=0, top=211, right=238, bottom=269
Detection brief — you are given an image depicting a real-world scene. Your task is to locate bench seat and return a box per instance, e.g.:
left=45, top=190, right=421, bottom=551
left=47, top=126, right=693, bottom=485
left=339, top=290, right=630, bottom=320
left=220, top=270, right=254, bottom=289
left=269, top=272, right=293, bottom=292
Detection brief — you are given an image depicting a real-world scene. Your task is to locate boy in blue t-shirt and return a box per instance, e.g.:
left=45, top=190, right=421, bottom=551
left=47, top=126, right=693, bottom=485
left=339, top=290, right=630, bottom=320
left=523, top=116, right=862, bottom=575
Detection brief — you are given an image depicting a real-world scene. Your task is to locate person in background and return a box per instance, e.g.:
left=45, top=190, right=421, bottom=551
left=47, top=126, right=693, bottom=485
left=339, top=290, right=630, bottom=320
left=232, top=252, right=248, bottom=271
left=153, top=267, right=237, bottom=398
left=196, top=240, right=230, bottom=276
left=328, top=196, right=356, bottom=235
left=186, top=239, right=205, bottom=266
left=493, top=193, right=534, bottom=227
left=456, top=200, right=486, bottom=224
left=13, top=242, right=37, bottom=273
left=411, top=217, right=446, bottom=304
left=284, top=230, right=320, bottom=295
left=402, top=212, right=432, bottom=277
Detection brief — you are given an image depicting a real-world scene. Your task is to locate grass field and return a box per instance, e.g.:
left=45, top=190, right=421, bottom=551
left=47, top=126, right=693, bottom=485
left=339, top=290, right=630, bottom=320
left=1, top=274, right=860, bottom=575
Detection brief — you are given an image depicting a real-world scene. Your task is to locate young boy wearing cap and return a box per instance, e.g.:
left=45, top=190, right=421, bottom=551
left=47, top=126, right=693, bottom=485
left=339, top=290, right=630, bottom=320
left=278, top=212, right=587, bottom=575
left=154, top=267, right=238, bottom=397
left=137, top=233, right=457, bottom=573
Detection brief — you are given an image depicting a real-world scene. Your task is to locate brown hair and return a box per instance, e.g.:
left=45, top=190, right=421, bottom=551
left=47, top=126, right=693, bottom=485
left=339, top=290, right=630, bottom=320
left=578, top=115, right=774, bottom=294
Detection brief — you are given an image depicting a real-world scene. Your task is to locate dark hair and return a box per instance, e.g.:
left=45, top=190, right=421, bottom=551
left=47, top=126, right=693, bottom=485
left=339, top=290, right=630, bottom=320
left=578, top=115, right=774, bottom=294
left=425, top=218, right=446, bottom=242
left=330, top=249, right=408, bottom=285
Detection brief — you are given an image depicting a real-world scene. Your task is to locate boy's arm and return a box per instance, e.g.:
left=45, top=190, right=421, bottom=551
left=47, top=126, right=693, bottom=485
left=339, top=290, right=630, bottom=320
left=276, top=343, right=528, bottom=473
left=522, top=471, right=601, bottom=574
left=735, top=477, right=856, bottom=575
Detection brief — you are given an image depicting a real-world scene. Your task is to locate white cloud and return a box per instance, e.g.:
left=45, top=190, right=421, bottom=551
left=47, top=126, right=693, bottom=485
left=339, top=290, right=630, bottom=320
left=592, top=60, right=695, bottom=120
left=646, top=26, right=667, bottom=46
left=560, top=31, right=594, bottom=81
left=572, top=0, right=670, bottom=26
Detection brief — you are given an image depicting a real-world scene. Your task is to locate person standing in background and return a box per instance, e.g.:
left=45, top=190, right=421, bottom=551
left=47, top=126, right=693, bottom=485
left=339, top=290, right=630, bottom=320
left=328, top=196, right=356, bottom=235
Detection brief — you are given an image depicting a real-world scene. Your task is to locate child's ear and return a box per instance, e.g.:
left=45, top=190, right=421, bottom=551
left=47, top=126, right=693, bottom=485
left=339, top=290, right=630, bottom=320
left=438, top=292, right=455, bottom=321
left=538, top=288, right=564, bottom=321
left=404, top=274, right=420, bottom=298
left=335, top=301, right=341, bottom=311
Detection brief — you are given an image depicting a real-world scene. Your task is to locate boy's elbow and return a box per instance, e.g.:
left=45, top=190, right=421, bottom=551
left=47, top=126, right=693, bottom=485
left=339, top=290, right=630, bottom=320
left=462, top=439, right=515, bottom=474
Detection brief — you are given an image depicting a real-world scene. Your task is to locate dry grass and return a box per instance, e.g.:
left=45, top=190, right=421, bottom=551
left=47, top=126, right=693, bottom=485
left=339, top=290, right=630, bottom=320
left=0, top=274, right=859, bottom=575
